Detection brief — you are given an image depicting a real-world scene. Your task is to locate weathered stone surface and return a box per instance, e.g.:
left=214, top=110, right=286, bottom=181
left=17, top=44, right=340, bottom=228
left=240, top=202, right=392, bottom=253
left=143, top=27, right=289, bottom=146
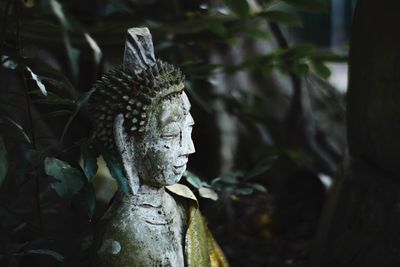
left=93, top=189, right=187, bottom=267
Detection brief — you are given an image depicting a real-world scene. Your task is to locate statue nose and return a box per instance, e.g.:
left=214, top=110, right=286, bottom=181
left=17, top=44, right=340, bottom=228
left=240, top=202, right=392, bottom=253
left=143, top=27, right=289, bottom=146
left=186, top=138, right=195, bottom=155
left=180, top=130, right=195, bottom=155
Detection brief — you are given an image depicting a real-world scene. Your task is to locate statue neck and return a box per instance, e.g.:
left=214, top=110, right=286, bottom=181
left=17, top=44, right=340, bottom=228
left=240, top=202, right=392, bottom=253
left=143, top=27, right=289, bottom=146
left=131, top=183, right=166, bottom=207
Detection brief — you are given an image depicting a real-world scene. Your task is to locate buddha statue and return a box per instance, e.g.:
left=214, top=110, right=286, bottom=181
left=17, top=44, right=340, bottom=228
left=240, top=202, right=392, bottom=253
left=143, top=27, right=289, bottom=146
left=89, top=28, right=228, bottom=267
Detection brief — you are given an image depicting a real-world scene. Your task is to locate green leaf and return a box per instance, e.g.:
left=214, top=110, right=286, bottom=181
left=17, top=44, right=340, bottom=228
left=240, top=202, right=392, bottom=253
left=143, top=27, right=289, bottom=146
left=32, top=98, right=74, bottom=106
left=0, top=116, right=31, bottom=143
left=260, top=11, right=302, bottom=27
left=83, top=184, right=96, bottom=219
left=81, top=143, right=98, bottom=182
left=199, top=187, right=219, bottom=201
left=34, top=110, right=72, bottom=122
left=224, top=0, right=250, bottom=19
left=311, top=60, right=331, bottom=79
left=14, top=164, right=29, bottom=186
left=21, top=46, right=37, bottom=59
left=23, top=249, right=64, bottom=262
left=260, top=0, right=274, bottom=4
left=43, top=110, right=72, bottom=118
left=184, top=170, right=203, bottom=189
left=291, top=62, right=310, bottom=76
left=222, top=171, right=244, bottom=183
left=241, top=27, right=269, bottom=40
left=291, top=43, right=315, bottom=57
left=245, top=164, right=271, bottom=179
left=60, top=89, right=94, bottom=144
left=248, top=183, right=268, bottom=193
left=101, top=149, right=129, bottom=194
left=45, top=157, right=85, bottom=201
left=30, top=90, right=74, bottom=106
left=1, top=55, right=18, bottom=69
left=45, top=1, right=101, bottom=78
left=21, top=0, right=35, bottom=8
left=282, top=0, right=328, bottom=12
left=49, top=0, right=71, bottom=29
left=211, top=171, right=244, bottom=188
left=206, top=19, right=226, bottom=37
left=0, top=136, right=8, bottom=187
left=76, top=89, right=94, bottom=108
left=26, top=66, right=47, bottom=96
left=65, top=43, right=80, bottom=80
left=235, top=187, right=254, bottom=195
left=26, top=149, right=46, bottom=167
left=84, top=33, right=102, bottom=65
left=312, top=51, right=348, bottom=62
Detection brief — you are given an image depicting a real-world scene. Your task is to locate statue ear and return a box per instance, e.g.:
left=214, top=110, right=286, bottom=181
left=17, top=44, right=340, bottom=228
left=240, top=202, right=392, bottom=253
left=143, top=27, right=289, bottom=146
left=113, top=114, right=139, bottom=195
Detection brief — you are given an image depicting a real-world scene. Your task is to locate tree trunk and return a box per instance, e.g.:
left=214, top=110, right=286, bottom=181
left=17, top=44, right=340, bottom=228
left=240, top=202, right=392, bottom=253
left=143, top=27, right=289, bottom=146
left=309, top=0, right=400, bottom=266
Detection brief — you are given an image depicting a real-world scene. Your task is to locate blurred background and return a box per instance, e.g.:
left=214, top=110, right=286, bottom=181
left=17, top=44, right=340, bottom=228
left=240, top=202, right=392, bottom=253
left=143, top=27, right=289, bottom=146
left=0, top=0, right=355, bottom=266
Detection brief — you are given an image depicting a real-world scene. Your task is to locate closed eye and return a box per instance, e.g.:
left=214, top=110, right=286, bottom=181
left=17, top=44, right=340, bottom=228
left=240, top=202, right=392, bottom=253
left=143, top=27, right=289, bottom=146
left=161, top=122, right=180, bottom=139
left=161, top=133, right=179, bottom=139
left=161, top=131, right=180, bottom=139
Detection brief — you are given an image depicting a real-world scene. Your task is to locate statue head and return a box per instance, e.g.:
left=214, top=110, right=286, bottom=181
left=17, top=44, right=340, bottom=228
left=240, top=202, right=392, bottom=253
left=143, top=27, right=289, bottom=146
left=90, top=28, right=195, bottom=194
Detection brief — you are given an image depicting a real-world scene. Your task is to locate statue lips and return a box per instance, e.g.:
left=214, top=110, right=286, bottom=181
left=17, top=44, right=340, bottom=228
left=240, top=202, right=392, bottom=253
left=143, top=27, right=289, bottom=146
left=173, top=162, right=187, bottom=175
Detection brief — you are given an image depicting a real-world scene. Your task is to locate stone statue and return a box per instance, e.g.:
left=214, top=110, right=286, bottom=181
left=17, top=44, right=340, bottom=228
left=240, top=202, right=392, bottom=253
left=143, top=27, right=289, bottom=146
left=89, top=28, right=228, bottom=267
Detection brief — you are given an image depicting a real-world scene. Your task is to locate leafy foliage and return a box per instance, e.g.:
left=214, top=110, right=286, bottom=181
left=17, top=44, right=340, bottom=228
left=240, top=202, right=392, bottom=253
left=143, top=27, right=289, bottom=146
left=26, top=66, right=47, bottom=96
left=45, top=157, right=85, bottom=201
left=100, top=148, right=130, bottom=195
left=260, top=11, right=303, bottom=27
left=185, top=169, right=268, bottom=200
left=224, top=0, right=250, bottom=19
left=282, top=0, right=328, bottom=12
left=81, top=142, right=98, bottom=182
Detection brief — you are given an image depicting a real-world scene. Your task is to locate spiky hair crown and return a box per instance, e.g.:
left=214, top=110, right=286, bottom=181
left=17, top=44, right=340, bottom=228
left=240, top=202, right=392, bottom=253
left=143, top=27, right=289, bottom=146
left=90, top=59, right=185, bottom=150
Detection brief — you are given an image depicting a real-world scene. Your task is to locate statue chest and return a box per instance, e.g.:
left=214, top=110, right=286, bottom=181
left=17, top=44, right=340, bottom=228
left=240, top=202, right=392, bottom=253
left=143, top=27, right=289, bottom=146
left=95, top=194, right=187, bottom=267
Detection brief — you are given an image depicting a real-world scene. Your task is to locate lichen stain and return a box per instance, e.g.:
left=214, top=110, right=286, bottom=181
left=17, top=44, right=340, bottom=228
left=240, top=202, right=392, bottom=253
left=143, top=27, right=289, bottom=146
left=98, top=239, right=122, bottom=255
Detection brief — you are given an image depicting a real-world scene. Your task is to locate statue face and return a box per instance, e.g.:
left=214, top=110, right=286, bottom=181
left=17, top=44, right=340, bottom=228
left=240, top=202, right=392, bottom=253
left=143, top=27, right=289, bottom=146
left=133, top=92, right=195, bottom=186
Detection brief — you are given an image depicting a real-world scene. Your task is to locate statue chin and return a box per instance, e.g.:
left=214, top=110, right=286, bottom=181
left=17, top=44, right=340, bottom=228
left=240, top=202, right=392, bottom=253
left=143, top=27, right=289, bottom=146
left=144, top=166, right=186, bottom=187
left=166, top=170, right=185, bottom=185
